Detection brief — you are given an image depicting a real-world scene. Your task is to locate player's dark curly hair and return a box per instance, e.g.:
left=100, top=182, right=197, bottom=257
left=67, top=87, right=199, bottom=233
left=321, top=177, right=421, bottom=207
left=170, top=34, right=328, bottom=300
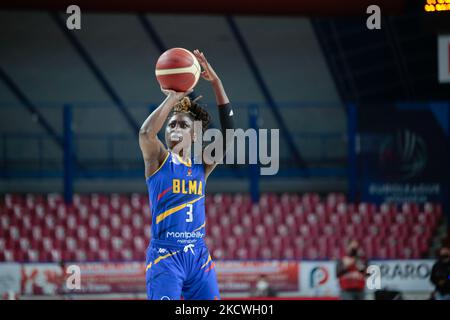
left=171, top=96, right=211, bottom=130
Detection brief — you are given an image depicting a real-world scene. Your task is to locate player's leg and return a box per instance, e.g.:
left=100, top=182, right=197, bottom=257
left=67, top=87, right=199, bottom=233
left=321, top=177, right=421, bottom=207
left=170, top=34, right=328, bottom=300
left=146, top=246, right=184, bottom=300
left=182, top=247, right=220, bottom=300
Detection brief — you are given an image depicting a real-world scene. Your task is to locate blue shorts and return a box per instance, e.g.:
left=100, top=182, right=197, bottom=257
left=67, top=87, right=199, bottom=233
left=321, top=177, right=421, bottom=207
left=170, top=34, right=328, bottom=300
left=145, top=239, right=220, bottom=300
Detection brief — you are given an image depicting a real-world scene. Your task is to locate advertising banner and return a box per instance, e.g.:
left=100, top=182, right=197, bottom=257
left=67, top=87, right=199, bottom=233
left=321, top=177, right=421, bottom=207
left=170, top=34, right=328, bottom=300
left=438, top=35, right=450, bottom=83
left=21, top=262, right=146, bottom=295
left=0, top=263, right=21, bottom=295
left=299, top=260, right=435, bottom=296
left=370, top=259, right=435, bottom=292
left=215, top=260, right=299, bottom=293
left=21, top=263, right=64, bottom=295
left=0, top=259, right=436, bottom=296
left=298, top=261, right=339, bottom=296
left=77, top=262, right=146, bottom=294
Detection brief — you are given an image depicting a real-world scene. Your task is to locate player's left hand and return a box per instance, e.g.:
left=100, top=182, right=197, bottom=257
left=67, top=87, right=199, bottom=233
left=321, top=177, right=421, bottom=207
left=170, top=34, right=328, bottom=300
left=193, top=49, right=220, bottom=83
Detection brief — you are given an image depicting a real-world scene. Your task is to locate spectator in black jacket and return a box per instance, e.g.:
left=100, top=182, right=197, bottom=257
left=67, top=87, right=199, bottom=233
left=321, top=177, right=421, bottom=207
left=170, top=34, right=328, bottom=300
left=430, top=245, right=450, bottom=300
left=336, top=240, right=368, bottom=300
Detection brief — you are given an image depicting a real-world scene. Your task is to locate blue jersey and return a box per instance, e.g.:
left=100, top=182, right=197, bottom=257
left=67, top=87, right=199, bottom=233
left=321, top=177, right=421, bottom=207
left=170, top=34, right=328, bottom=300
left=146, top=151, right=206, bottom=246
left=145, top=151, right=220, bottom=300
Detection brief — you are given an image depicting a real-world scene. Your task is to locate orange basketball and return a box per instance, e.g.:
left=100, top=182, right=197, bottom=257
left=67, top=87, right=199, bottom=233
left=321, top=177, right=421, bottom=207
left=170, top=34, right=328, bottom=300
left=155, top=48, right=201, bottom=92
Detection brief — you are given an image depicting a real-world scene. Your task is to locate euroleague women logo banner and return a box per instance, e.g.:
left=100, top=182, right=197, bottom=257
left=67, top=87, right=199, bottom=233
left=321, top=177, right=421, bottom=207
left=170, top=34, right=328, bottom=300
left=357, top=105, right=449, bottom=203
left=379, top=129, right=427, bottom=181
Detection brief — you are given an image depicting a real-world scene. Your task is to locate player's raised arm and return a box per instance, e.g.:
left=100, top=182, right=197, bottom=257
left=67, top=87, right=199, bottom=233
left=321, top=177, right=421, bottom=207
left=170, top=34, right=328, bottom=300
left=193, top=49, right=235, bottom=179
left=139, top=88, right=192, bottom=178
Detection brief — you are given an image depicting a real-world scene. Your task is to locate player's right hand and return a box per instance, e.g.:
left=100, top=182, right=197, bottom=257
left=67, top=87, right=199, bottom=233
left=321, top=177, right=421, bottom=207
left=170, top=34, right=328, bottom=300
left=161, top=87, right=193, bottom=100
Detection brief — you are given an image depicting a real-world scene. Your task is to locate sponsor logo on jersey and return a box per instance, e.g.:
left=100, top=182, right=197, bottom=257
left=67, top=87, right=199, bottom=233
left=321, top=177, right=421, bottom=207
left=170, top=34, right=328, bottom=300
left=166, top=231, right=204, bottom=239
left=158, top=248, right=168, bottom=254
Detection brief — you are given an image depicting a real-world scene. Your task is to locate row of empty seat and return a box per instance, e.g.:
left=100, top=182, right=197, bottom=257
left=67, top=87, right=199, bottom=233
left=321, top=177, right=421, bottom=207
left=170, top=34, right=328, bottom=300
left=0, top=193, right=443, bottom=262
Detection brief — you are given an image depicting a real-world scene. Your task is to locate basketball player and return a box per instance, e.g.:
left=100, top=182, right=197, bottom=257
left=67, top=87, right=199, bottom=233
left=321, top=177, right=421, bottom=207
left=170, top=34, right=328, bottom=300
left=139, top=49, right=234, bottom=300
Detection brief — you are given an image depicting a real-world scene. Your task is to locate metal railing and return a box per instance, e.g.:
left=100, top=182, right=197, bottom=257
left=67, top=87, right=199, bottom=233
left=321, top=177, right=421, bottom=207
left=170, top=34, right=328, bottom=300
left=0, top=101, right=348, bottom=180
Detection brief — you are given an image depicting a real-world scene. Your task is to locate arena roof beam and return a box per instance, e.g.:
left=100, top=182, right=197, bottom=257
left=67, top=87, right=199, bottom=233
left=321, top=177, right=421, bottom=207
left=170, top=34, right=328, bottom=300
left=0, top=66, right=89, bottom=174
left=50, top=12, right=140, bottom=134
left=226, top=16, right=307, bottom=168
left=0, top=66, right=63, bottom=148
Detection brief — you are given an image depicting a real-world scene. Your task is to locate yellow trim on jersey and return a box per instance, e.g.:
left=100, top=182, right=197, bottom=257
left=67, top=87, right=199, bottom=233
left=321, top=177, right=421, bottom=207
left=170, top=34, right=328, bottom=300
left=154, top=251, right=179, bottom=264
left=173, top=153, right=192, bottom=167
left=146, top=251, right=179, bottom=271
left=156, top=195, right=204, bottom=224
left=201, top=255, right=212, bottom=269
left=147, top=151, right=170, bottom=179
left=193, top=222, right=206, bottom=232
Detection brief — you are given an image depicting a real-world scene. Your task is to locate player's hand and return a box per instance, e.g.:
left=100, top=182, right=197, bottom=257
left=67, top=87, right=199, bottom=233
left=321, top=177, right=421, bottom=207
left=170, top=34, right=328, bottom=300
left=161, top=87, right=193, bottom=100
left=193, top=49, right=220, bottom=83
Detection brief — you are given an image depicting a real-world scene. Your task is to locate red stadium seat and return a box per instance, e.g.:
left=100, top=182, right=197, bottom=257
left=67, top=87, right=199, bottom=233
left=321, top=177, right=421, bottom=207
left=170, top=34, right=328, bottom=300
left=98, top=250, right=110, bottom=261
left=0, top=193, right=443, bottom=262
left=236, top=248, right=249, bottom=260
left=212, top=248, right=225, bottom=260
left=259, top=246, right=272, bottom=260
left=11, top=250, right=24, bottom=262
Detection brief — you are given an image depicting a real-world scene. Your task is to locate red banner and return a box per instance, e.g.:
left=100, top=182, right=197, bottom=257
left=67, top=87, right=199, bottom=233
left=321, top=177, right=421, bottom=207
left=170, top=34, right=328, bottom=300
left=21, top=264, right=64, bottom=295
left=216, top=261, right=299, bottom=293
left=77, top=262, right=145, bottom=294
left=17, top=260, right=299, bottom=295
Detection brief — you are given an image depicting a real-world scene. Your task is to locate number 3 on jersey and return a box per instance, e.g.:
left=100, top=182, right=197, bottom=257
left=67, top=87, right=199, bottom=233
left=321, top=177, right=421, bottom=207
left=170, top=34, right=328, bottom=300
left=186, top=203, right=193, bottom=222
